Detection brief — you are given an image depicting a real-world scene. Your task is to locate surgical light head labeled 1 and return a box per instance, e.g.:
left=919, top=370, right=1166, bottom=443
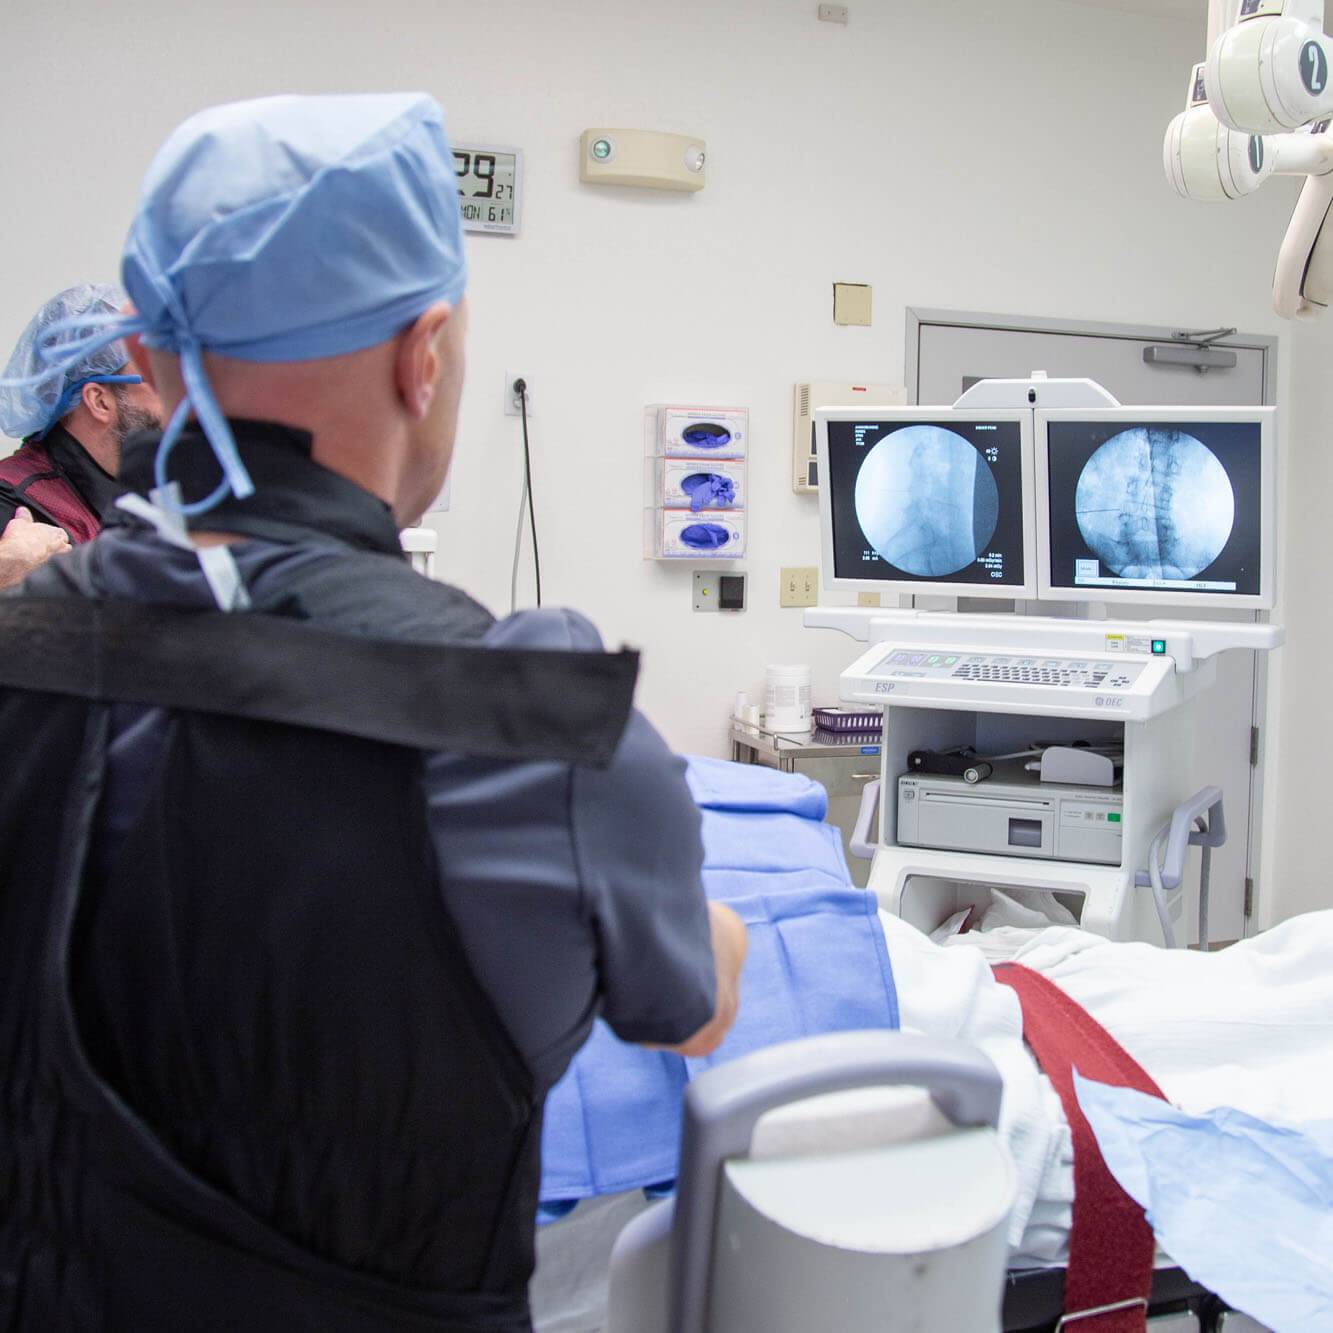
left=1164, top=64, right=1275, bottom=200
left=1207, top=0, right=1333, bottom=133
left=1164, top=61, right=1333, bottom=203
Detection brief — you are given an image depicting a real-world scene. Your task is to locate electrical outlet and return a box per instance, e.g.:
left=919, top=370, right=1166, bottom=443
left=504, top=369, right=530, bottom=416
left=779, top=566, right=818, bottom=607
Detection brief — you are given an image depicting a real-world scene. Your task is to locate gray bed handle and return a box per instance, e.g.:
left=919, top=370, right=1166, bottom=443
left=668, top=1029, right=1003, bottom=1333
left=1133, top=785, right=1227, bottom=891
left=849, top=777, right=881, bottom=859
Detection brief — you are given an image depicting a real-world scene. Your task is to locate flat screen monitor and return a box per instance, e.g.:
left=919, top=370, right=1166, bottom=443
left=1036, top=407, right=1275, bottom=611
left=816, top=406, right=1036, bottom=599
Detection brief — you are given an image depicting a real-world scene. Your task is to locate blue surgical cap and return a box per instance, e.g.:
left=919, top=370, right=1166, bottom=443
left=123, top=91, right=469, bottom=511
left=0, top=284, right=135, bottom=440
left=0, top=92, right=469, bottom=512
left=122, top=91, right=468, bottom=363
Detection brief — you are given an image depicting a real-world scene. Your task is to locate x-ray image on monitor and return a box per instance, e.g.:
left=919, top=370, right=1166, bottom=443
left=853, top=426, right=1000, bottom=577
left=1074, top=427, right=1235, bottom=581
left=1044, top=415, right=1264, bottom=601
left=825, top=416, right=1027, bottom=591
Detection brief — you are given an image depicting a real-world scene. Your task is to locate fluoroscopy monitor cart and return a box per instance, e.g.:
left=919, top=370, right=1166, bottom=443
left=804, top=377, right=1284, bottom=947
left=1035, top=406, right=1277, bottom=611
left=816, top=406, right=1037, bottom=601
left=809, top=606, right=1283, bottom=944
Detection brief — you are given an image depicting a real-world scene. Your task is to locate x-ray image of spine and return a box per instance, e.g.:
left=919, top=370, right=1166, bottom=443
left=1075, top=429, right=1234, bottom=580
left=852, top=426, right=1000, bottom=577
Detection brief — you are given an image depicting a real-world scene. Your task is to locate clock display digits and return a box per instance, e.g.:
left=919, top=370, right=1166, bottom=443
left=473, top=153, right=496, bottom=198
left=452, top=145, right=522, bottom=236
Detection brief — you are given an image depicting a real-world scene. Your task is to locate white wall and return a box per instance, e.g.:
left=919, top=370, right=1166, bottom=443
left=1270, top=319, right=1333, bottom=923
left=3, top=0, right=1325, bottom=917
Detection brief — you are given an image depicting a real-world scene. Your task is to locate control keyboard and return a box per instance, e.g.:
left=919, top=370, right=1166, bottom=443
left=843, top=645, right=1169, bottom=719
left=875, top=650, right=1142, bottom=691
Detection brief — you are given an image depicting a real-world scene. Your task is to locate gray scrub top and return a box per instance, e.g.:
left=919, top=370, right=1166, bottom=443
left=70, top=527, right=718, bottom=1090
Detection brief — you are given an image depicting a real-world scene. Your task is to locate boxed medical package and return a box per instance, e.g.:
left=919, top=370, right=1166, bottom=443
left=644, top=405, right=748, bottom=459
left=647, top=458, right=746, bottom=511
left=646, top=509, right=747, bottom=559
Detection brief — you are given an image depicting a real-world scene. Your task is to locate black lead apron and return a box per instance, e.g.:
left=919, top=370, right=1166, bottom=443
left=0, top=594, right=637, bottom=1333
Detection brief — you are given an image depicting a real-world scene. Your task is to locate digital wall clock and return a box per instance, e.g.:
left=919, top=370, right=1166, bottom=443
left=452, top=144, right=522, bottom=235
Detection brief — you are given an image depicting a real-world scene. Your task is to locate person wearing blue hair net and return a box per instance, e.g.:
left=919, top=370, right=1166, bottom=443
left=0, top=93, right=744, bottom=1332
left=0, top=284, right=162, bottom=546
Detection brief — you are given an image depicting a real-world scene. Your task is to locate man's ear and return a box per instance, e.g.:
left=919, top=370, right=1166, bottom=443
left=394, top=302, right=451, bottom=420
left=80, top=380, right=117, bottom=424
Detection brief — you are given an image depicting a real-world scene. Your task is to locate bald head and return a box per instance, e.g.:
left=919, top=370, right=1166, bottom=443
left=128, top=299, right=466, bottom=526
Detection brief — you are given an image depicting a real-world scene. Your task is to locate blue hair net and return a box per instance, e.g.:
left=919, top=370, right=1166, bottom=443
left=0, top=92, right=468, bottom=513
left=0, top=284, right=136, bottom=440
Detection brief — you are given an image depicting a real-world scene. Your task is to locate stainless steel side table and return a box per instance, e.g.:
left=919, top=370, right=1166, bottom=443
left=728, top=722, right=882, bottom=888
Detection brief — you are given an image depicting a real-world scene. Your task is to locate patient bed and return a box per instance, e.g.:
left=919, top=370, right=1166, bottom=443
left=530, top=758, right=1333, bottom=1332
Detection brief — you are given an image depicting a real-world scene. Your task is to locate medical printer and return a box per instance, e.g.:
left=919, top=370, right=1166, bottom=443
left=896, top=757, right=1123, bottom=866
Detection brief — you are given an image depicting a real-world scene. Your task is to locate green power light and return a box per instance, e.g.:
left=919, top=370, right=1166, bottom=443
left=591, top=138, right=613, bottom=160
left=1151, top=640, right=1167, bottom=655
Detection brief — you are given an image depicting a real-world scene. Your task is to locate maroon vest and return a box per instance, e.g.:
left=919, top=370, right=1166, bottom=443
left=0, top=440, right=100, bottom=543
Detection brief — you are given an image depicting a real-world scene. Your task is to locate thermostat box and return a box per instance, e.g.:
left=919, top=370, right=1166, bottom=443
left=645, top=508, right=746, bottom=560
left=647, top=457, right=746, bottom=510
left=792, top=379, right=906, bottom=491
left=645, top=405, right=748, bottom=459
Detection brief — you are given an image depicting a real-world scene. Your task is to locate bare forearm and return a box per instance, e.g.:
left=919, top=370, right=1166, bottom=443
left=664, top=902, right=747, bottom=1058
left=0, top=547, right=51, bottom=590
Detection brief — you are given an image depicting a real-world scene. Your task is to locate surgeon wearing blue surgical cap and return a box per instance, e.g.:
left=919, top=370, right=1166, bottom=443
left=0, top=92, right=743, bottom=1332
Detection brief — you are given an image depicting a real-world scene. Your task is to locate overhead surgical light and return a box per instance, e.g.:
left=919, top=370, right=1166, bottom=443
left=1163, top=1, right=1333, bottom=319
left=1164, top=62, right=1331, bottom=202
left=1164, top=65, right=1275, bottom=200
left=1207, top=0, right=1332, bottom=134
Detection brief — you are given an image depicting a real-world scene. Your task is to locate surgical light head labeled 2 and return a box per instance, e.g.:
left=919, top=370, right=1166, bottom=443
left=1207, top=0, right=1333, bottom=133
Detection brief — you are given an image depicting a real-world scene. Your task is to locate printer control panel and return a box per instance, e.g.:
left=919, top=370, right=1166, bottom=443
left=876, top=650, right=1146, bottom=692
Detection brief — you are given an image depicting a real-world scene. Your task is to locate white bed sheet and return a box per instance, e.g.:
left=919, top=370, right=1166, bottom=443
left=906, top=907, right=1333, bottom=1264
left=531, top=908, right=1333, bottom=1328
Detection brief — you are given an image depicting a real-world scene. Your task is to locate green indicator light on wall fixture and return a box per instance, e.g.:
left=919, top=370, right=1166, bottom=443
left=591, top=138, right=613, bottom=160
